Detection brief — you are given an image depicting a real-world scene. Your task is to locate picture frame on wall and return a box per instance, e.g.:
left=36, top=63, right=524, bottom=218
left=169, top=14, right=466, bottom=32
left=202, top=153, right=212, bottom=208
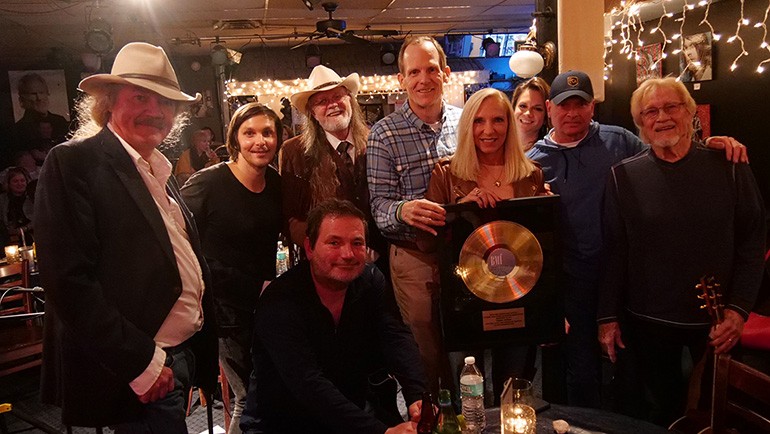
left=680, top=32, right=713, bottom=82
left=694, top=104, right=711, bottom=143
left=8, top=69, right=71, bottom=149
left=636, top=43, right=663, bottom=85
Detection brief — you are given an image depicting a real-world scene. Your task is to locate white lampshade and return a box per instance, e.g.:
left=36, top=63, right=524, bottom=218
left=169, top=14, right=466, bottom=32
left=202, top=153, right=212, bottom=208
left=211, top=45, right=229, bottom=66
left=509, top=50, right=545, bottom=78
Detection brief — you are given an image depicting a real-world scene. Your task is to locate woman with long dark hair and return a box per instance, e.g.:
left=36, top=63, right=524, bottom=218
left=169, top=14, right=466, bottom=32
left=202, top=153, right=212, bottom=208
left=181, top=103, right=283, bottom=434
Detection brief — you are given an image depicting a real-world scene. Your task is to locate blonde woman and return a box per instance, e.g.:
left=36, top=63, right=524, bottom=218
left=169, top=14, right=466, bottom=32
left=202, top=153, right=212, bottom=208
left=423, top=87, right=547, bottom=396
left=425, top=87, right=546, bottom=208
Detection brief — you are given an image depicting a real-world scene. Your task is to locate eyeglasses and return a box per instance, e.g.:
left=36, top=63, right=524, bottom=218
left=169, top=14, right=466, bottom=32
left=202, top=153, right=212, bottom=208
left=640, top=102, right=686, bottom=121
left=311, top=91, right=348, bottom=109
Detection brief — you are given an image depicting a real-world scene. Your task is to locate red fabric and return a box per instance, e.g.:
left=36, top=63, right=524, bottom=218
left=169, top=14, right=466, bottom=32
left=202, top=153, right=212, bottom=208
left=741, top=312, right=770, bottom=350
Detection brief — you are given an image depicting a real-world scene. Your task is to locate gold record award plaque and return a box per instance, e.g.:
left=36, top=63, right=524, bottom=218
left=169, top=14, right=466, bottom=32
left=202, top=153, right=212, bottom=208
left=457, top=221, right=543, bottom=303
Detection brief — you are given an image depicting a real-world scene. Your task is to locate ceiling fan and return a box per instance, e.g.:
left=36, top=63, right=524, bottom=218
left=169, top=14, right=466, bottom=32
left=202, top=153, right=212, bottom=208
left=289, top=2, right=398, bottom=49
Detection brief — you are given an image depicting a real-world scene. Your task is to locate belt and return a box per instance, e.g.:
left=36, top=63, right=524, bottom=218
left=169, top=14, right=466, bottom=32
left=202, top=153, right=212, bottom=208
left=388, top=238, right=419, bottom=251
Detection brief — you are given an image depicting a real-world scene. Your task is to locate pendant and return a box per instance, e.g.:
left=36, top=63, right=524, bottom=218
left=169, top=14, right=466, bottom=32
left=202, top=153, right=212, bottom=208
left=494, top=181, right=501, bottom=187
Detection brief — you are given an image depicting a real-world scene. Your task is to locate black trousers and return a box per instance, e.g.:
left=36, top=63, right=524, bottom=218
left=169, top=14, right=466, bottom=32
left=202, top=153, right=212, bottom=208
left=615, top=316, right=709, bottom=426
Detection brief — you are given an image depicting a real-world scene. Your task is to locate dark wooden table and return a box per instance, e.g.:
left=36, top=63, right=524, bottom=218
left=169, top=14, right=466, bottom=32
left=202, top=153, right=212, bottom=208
left=483, top=403, right=671, bottom=433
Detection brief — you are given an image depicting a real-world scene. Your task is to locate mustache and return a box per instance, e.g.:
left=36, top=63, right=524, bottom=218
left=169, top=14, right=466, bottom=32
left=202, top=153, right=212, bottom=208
left=135, top=117, right=167, bottom=129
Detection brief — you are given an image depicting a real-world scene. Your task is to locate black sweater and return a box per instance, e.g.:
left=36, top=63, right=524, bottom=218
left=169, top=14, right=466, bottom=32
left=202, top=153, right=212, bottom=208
left=598, top=145, right=766, bottom=326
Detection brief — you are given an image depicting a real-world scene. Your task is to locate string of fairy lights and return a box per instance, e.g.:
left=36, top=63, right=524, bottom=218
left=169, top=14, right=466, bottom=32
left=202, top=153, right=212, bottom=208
left=604, top=0, right=770, bottom=79
left=223, top=70, right=490, bottom=109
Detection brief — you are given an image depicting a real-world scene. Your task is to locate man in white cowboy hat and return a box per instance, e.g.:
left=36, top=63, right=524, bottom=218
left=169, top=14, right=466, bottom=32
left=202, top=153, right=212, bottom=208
left=282, top=65, right=386, bottom=261
left=34, top=42, right=218, bottom=431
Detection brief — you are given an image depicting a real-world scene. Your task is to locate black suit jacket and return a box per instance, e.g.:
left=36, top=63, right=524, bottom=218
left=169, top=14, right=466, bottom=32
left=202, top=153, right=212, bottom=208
left=35, top=128, right=218, bottom=426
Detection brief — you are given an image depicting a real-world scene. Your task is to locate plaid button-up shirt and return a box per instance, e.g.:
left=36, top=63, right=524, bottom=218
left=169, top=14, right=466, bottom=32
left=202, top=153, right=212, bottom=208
left=367, top=101, right=461, bottom=242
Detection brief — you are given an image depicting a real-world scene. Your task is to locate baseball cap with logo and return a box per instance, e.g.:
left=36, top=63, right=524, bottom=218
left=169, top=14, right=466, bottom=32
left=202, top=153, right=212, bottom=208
left=549, top=70, right=594, bottom=105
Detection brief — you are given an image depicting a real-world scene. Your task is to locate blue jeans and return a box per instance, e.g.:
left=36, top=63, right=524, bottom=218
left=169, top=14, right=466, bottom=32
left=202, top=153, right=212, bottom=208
left=111, top=346, right=194, bottom=434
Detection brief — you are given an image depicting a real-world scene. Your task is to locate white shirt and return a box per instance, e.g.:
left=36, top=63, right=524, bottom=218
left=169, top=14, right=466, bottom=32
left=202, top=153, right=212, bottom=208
left=109, top=124, right=206, bottom=395
left=546, top=129, right=589, bottom=148
left=325, top=130, right=355, bottom=164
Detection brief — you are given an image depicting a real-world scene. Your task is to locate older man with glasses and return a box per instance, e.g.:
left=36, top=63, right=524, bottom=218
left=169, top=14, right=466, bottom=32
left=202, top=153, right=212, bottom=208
left=597, top=77, right=765, bottom=425
left=527, top=70, right=750, bottom=408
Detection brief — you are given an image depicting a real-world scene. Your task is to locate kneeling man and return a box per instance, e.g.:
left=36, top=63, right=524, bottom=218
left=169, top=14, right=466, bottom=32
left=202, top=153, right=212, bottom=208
left=241, top=199, right=427, bottom=434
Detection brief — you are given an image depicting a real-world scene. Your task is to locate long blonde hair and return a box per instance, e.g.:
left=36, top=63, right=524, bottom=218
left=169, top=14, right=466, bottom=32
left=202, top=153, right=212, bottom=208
left=451, top=88, right=536, bottom=184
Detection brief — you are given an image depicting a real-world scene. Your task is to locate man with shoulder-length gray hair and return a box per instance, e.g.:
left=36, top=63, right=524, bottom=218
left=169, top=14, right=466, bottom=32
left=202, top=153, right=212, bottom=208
left=282, top=65, right=384, bottom=259
left=598, top=77, right=765, bottom=425
left=35, top=42, right=218, bottom=432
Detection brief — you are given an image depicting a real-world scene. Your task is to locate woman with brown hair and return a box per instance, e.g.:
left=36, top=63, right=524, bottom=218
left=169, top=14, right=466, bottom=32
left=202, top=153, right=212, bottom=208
left=511, top=77, right=551, bottom=152
left=181, top=102, right=283, bottom=434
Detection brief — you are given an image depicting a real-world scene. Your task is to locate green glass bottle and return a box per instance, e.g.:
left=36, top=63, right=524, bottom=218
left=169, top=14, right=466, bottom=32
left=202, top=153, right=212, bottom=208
left=433, top=389, right=461, bottom=434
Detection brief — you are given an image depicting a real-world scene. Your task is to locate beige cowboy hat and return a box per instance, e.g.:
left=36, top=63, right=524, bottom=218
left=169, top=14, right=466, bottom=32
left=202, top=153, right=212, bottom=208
left=290, top=65, right=359, bottom=113
left=79, top=42, right=201, bottom=103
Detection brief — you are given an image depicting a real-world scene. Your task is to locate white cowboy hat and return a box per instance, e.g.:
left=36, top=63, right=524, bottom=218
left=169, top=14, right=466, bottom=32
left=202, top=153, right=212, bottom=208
left=290, top=65, right=360, bottom=113
left=78, top=42, right=200, bottom=103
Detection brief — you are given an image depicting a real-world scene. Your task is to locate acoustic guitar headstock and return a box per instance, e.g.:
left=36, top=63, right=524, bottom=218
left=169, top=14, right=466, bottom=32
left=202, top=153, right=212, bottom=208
left=696, top=275, right=724, bottom=326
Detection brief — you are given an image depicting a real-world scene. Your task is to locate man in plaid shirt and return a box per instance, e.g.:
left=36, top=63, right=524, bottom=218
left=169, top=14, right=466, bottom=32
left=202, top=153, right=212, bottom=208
left=367, top=36, right=462, bottom=392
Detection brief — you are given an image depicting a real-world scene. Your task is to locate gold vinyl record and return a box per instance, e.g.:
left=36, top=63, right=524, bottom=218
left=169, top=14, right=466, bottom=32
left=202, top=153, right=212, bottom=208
left=456, top=221, right=543, bottom=303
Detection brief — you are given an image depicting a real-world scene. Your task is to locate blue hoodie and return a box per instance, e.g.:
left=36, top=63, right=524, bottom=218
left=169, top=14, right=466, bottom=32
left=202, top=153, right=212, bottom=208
left=527, top=121, right=646, bottom=281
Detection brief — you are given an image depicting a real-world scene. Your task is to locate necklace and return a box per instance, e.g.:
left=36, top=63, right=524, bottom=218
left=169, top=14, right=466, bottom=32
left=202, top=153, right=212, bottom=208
left=486, top=165, right=505, bottom=187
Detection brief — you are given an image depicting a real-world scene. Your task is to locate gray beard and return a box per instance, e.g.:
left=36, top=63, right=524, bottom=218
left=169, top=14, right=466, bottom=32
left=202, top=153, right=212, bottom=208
left=318, top=112, right=351, bottom=134
left=651, top=134, right=685, bottom=149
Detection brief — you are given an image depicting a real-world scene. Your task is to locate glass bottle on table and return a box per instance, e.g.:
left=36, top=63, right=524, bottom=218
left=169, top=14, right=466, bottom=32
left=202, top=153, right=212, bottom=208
left=417, top=391, right=436, bottom=434
left=434, top=389, right=461, bottom=434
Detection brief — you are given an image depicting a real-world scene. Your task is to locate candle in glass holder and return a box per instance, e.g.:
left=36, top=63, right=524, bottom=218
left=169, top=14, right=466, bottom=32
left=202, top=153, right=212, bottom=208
left=501, top=403, right=536, bottom=434
left=5, top=245, right=20, bottom=263
left=19, top=246, right=35, bottom=271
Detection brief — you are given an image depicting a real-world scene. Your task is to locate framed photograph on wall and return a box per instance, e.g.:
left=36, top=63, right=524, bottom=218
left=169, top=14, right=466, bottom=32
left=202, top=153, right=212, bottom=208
left=694, top=104, right=711, bottom=142
left=8, top=69, right=71, bottom=148
left=636, top=43, right=663, bottom=85
left=680, top=32, right=713, bottom=82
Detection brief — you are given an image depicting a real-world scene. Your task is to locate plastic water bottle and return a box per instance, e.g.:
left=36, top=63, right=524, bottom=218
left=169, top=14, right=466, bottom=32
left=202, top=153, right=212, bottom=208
left=276, top=241, right=289, bottom=276
left=460, top=356, right=485, bottom=433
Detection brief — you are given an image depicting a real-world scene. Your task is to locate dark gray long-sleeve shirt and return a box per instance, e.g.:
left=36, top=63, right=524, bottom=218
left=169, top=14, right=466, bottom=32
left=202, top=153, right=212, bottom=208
left=598, top=145, right=766, bottom=326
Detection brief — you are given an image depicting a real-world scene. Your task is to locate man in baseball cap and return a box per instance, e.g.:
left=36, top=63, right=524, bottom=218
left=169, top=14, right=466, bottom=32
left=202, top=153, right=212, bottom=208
left=35, top=42, right=218, bottom=431
left=526, top=69, right=747, bottom=409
